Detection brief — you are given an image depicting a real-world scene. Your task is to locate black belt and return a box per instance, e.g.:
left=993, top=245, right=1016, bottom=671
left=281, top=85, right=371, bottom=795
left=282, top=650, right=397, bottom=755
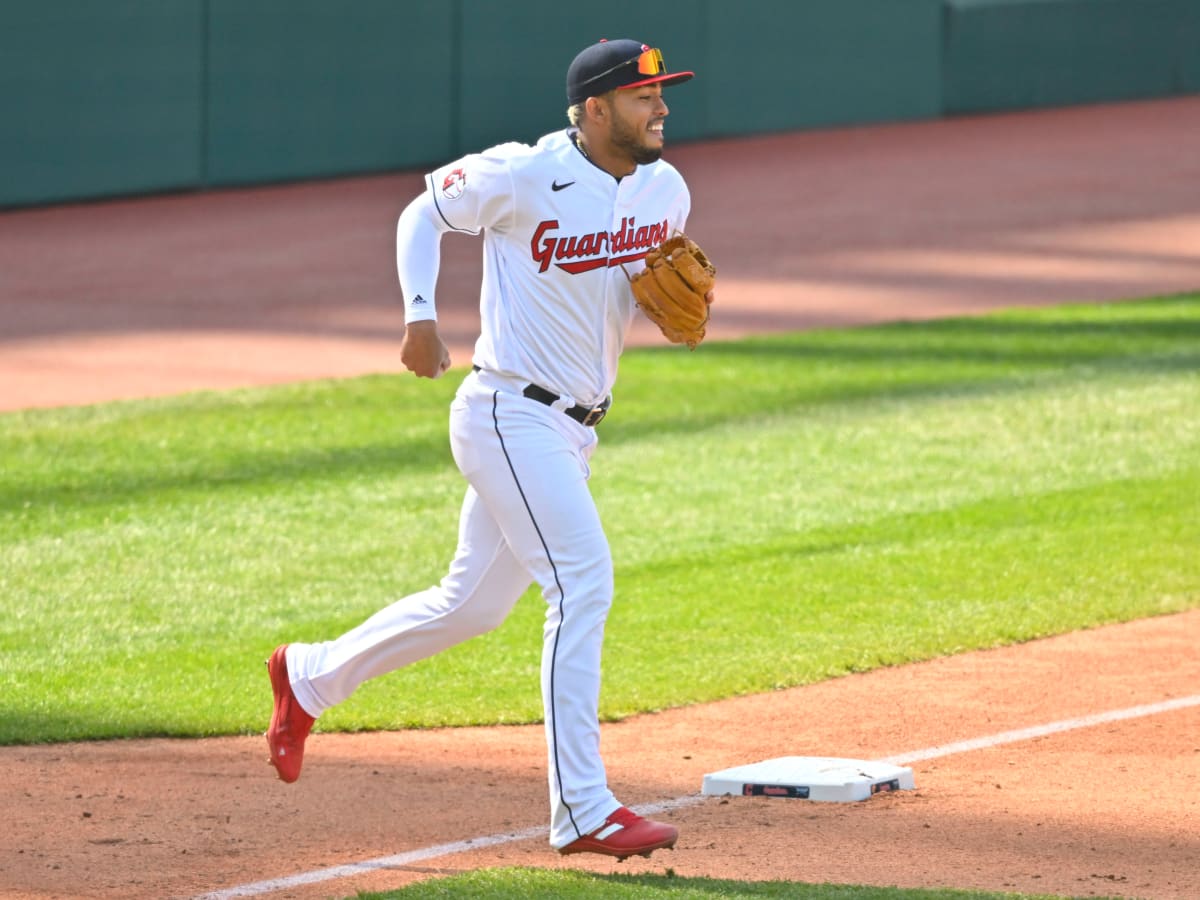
left=473, top=366, right=610, bottom=427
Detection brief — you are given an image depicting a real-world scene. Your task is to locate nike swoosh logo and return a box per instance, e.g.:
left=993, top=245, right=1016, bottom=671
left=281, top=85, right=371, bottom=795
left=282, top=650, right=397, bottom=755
left=551, top=180, right=575, bottom=192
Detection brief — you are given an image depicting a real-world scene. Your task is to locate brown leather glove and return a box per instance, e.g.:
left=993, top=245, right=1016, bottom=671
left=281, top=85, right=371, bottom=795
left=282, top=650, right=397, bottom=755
left=629, top=234, right=716, bottom=349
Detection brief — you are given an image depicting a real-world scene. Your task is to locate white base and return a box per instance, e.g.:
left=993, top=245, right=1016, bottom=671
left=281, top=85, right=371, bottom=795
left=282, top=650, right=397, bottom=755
left=702, top=756, right=915, bottom=802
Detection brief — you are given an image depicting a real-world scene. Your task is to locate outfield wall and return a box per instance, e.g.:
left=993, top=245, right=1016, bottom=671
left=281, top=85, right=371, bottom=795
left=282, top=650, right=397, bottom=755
left=2, top=0, right=1197, bottom=208
left=943, top=0, right=1200, bottom=113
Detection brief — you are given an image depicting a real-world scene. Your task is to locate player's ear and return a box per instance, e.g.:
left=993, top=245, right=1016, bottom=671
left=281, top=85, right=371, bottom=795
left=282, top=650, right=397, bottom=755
left=585, top=95, right=606, bottom=121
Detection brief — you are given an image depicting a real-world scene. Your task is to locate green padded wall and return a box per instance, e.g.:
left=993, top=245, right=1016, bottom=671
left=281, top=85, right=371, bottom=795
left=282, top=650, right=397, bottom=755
left=2, top=0, right=1196, bottom=207
left=0, top=2, right=203, bottom=207
left=455, top=2, right=707, bottom=155
left=455, top=0, right=943, bottom=154
left=704, top=0, right=944, bottom=135
left=1178, top=0, right=1200, bottom=91
left=205, top=0, right=455, bottom=185
left=943, top=0, right=1200, bottom=113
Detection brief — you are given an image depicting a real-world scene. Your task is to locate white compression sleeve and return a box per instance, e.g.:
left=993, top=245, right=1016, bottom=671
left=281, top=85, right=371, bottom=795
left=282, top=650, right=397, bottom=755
left=396, top=190, right=451, bottom=324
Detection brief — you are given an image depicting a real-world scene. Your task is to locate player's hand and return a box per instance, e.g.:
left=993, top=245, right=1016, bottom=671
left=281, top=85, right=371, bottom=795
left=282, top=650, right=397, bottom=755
left=401, top=320, right=451, bottom=379
left=705, top=288, right=716, bottom=306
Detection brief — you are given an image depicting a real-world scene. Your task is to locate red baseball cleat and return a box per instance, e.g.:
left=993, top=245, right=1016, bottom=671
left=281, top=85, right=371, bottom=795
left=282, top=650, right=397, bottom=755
left=265, top=644, right=315, bottom=783
left=558, top=806, right=678, bottom=860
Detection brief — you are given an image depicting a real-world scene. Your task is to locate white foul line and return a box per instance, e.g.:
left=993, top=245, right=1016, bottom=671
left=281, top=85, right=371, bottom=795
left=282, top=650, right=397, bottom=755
left=875, top=694, right=1200, bottom=767
left=195, top=693, right=1200, bottom=899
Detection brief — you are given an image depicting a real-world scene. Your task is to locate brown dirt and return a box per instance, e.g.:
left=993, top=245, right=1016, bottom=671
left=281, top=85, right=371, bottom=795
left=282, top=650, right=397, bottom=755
left=3, top=612, right=1198, bottom=900
left=3, top=97, right=1199, bottom=411
left=1, top=96, right=1198, bottom=899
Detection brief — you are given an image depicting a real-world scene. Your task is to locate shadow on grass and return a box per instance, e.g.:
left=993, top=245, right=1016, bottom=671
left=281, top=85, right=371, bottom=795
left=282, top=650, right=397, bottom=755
left=692, top=304, right=1200, bottom=367
left=4, top=299, right=1197, bottom=517
left=0, top=708, right=214, bottom=746
left=608, top=298, right=1200, bottom=439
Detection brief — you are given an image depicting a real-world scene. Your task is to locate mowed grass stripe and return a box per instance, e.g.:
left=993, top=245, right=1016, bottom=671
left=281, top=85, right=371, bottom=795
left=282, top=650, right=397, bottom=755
left=0, top=295, right=1196, bottom=743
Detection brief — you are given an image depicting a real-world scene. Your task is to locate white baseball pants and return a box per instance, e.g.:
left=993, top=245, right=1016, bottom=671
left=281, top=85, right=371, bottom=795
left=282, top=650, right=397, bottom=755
left=285, top=368, right=620, bottom=848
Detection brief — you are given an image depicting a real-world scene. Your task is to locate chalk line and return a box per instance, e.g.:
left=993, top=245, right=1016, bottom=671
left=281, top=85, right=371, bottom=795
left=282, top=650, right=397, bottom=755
left=195, top=693, right=1200, bottom=899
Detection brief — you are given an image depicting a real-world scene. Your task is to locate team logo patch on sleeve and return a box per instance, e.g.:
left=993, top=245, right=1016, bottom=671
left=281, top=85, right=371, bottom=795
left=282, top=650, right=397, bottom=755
left=441, top=168, right=467, bottom=201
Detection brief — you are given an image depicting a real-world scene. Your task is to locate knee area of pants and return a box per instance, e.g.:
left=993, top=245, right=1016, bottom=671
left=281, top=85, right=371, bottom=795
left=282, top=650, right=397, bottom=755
left=544, top=586, right=614, bottom=619
left=443, top=599, right=510, bottom=636
left=542, top=552, right=613, bottom=586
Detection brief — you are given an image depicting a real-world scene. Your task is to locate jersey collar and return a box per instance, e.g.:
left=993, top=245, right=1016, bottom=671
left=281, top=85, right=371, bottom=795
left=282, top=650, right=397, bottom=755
left=566, top=128, right=638, bottom=183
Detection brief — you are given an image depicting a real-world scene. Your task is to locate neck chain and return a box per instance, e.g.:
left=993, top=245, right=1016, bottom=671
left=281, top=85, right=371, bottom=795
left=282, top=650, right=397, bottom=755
left=573, top=131, right=590, bottom=159
left=572, top=129, right=627, bottom=181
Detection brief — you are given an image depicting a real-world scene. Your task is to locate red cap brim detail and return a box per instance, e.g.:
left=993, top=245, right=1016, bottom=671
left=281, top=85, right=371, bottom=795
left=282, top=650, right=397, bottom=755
left=618, top=71, right=695, bottom=91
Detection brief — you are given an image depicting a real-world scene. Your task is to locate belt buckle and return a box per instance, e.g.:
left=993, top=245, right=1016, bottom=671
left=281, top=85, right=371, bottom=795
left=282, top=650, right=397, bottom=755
left=581, top=407, right=607, bottom=427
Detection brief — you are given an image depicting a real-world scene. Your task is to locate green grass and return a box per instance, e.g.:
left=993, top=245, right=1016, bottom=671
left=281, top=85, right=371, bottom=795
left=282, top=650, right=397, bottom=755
left=351, top=868, right=1109, bottom=899
left=1, top=295, right=1197, bottom=743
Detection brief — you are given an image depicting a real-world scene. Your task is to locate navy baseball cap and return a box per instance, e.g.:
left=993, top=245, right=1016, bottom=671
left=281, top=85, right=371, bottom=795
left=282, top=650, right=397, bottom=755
left=566, top=39, right=694, bottom=105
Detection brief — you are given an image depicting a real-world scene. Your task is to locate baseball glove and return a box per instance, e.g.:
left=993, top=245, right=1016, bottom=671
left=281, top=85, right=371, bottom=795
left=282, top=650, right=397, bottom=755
left=628, top=234, right=716, bottom=349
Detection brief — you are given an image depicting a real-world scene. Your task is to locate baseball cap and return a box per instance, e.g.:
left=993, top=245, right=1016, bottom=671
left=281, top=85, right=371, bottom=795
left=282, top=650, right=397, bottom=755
left=566, top=39, right=694, bottom=105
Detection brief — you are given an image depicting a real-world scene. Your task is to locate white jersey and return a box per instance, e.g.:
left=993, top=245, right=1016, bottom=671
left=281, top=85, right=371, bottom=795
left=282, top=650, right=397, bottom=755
left=294, top=131, right=692, bottom=853
left=423, top=130, right=691, bottom=407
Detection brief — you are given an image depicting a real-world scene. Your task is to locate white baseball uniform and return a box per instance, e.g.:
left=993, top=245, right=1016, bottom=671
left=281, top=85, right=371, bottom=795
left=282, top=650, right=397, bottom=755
left=283, top=128, right=691, bottom=848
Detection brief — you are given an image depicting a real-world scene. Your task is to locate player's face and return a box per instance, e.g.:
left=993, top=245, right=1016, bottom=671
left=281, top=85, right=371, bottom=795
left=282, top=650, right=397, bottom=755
left=605, top=85, right=669, bottom=165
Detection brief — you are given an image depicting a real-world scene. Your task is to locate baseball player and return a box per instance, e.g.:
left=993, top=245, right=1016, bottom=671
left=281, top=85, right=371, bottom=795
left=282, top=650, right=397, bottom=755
left=266, top=38, right=709, bottom=860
